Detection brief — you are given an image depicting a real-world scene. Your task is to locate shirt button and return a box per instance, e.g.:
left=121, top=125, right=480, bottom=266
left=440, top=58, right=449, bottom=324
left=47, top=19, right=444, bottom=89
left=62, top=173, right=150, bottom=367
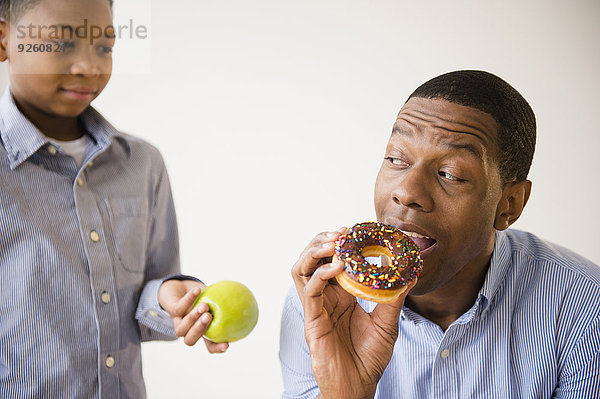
left=77, top=177, right=84, bottom=186
left=441, top=349, right=450, bottom=359
left=105, top=355, right=115, bottom=368
left=101, top=292, right=111, bottom=304
left=90, top=230, right=100, bottom=242
left=47, top=145, right=57, bottom=155
left=149, top=310, right=158, bottom=317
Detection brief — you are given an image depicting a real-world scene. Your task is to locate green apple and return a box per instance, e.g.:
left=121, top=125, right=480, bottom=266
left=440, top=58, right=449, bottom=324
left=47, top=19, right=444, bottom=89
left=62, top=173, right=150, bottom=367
left=192, top=280, right=259, bottom=343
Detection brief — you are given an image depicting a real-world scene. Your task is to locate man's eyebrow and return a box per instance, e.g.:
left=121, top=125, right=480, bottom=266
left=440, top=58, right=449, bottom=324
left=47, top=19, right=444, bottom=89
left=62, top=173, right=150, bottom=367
left=391, top=127, right=484, bottom=160
left=444, top=142, right=482, bottom=159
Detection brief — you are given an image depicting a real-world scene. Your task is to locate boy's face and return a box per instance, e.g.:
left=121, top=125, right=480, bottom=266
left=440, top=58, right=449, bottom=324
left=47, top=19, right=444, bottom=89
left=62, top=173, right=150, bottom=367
left=374, top=97, right=504, bottom=296
left=1, top=0, right=114, bottom=117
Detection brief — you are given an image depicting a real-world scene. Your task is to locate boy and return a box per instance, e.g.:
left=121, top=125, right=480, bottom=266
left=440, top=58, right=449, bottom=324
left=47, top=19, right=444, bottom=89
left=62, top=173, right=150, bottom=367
left=0, top=0, right=226, bottom=397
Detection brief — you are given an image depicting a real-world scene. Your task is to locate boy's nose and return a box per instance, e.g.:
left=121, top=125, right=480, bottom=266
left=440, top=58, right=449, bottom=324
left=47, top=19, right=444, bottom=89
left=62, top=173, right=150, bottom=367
left=70, top=59, right=101, bottom=77
left=391, top=166, right=434, bottom=212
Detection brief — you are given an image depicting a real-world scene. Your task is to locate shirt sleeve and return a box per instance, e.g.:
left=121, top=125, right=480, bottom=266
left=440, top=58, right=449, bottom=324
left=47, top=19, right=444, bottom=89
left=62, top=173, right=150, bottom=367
left=279, top=286, right=321, bottom=399
left=553, top=312, right=600, bottom=398
left=134, top=148, right=181, bottom=342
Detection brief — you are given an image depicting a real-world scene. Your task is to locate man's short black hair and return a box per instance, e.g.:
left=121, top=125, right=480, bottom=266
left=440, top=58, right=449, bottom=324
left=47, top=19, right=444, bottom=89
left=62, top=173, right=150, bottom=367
left=407, top=70, right=536, bottom=184
left=0, top=0, right=113, bottom=22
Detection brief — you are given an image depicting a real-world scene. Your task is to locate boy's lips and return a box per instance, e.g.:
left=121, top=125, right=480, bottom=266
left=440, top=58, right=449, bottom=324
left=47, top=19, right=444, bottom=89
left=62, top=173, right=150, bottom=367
left=60, top=87, right=97, bottom=101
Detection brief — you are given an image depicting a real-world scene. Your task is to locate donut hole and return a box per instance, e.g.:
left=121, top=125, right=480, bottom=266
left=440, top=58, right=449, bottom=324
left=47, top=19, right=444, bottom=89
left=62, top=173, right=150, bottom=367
left=362, top=245, right=393, bottom=268
left=364, top=256, right=390, bottom=267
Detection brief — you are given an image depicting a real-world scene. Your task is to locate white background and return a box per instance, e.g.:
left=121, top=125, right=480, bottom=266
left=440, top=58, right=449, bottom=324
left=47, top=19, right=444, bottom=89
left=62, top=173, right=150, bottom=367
left=1, top=0, right=599, bottom=398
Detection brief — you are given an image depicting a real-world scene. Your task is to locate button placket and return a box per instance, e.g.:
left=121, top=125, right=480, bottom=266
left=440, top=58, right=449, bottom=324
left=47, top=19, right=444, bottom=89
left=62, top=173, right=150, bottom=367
left=72, top=156, right=120, bottom=397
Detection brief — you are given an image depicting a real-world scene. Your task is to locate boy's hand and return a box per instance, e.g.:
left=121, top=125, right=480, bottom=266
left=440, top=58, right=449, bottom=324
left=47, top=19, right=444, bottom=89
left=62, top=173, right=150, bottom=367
left=158, top=279, right=230, bottom=354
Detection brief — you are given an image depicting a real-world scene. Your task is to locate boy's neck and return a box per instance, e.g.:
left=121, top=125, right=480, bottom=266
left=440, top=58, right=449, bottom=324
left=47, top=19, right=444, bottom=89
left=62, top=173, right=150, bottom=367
left=13, top=96, right=86, bottom=141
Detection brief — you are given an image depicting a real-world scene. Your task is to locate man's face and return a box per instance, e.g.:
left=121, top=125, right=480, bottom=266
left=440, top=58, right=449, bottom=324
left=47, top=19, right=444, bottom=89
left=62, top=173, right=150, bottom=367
left=374, top=97, right=504, bottom=295
left=3, top=0, right=114, bottom=117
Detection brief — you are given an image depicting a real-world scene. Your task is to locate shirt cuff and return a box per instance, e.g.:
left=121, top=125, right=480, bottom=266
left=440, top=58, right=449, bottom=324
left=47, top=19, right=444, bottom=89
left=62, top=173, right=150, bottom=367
left=163, top=274, right=204, bottom=284
left=135, top=277, right=176, bottom=340
left=136, top=275, right=205, bottom=341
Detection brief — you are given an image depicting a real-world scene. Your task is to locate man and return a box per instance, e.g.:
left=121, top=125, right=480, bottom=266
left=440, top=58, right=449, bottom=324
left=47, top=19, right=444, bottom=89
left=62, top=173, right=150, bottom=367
left=280, top=70, right=600, bottom=398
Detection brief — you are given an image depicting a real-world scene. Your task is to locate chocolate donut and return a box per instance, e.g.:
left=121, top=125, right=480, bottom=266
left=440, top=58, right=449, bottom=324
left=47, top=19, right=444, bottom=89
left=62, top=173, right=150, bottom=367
left=333, top=221, right=422, bottom=303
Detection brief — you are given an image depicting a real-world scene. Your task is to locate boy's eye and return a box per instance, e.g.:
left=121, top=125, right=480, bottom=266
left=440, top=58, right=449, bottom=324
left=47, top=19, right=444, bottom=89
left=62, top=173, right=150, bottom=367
left=97, top=46, right=113, bottom=54
left=439, top=171, right=465, bottom=182
left=54, top=40, right=75, bottom=51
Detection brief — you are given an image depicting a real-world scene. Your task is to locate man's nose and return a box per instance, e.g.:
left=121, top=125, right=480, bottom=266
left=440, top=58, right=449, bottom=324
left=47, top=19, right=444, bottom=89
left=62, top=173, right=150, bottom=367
left=391, top=166, right=434, bottom=212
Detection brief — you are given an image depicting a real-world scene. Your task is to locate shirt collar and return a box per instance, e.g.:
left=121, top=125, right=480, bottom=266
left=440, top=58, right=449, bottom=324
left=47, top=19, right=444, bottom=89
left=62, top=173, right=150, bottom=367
left=0, top=88, right=48, bottom=169
left=477, top=230, right=513, bottom=314
left=0, top=87, right=130, bottom=170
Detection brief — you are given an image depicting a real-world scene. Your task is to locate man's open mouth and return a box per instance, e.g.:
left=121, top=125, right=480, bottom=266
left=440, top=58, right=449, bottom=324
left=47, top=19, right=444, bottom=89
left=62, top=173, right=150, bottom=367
left=399, top=230, right=437, bottom=252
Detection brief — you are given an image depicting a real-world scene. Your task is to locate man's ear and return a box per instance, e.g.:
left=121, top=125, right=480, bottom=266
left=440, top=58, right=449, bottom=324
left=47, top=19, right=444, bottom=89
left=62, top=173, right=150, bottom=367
left=0, top=20, right=9, bottom=62
left=494, top=179, right=532, bottom=231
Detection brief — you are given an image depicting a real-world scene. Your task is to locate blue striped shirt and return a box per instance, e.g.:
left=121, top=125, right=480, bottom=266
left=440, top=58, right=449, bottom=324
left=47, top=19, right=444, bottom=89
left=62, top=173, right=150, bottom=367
left=0, top=89, right=181, bottom=398
left=280, top=229, right=600, bottom=398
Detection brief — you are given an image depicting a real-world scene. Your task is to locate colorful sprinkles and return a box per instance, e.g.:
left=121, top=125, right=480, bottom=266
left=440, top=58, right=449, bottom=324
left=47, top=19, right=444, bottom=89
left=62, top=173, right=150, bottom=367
left=335, top=221, right=423, bottom=290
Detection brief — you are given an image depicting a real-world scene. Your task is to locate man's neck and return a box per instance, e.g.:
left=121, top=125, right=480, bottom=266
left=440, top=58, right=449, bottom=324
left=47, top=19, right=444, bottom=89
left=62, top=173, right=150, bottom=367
left=405, top=239, right=495, bottom=331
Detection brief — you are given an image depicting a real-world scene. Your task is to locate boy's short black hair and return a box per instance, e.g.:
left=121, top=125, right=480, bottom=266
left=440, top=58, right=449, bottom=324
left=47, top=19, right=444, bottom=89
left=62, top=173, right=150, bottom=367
left=407, top=70, right=536, bottom=184
left=0, top=0, right=113, bottom=22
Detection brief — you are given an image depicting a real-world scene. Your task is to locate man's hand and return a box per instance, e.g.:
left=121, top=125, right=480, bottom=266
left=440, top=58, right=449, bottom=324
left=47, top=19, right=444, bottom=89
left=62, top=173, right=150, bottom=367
left=158, top=279, right=229, bottom=354
left=292, top=229, right=416, bottom=399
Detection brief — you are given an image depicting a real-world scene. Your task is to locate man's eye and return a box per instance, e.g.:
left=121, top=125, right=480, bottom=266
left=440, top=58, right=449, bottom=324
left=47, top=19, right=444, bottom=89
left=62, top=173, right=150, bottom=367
left=385, top=157, right=408, bottom=167
left=439, top=171, right=465, bottom=182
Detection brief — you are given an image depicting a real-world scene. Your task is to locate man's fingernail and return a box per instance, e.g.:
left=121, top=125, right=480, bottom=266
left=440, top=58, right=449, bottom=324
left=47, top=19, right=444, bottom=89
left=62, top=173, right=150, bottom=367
left=193, top=288, right=201, bottom=295
left=201, top=313, right=211, bottom=323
